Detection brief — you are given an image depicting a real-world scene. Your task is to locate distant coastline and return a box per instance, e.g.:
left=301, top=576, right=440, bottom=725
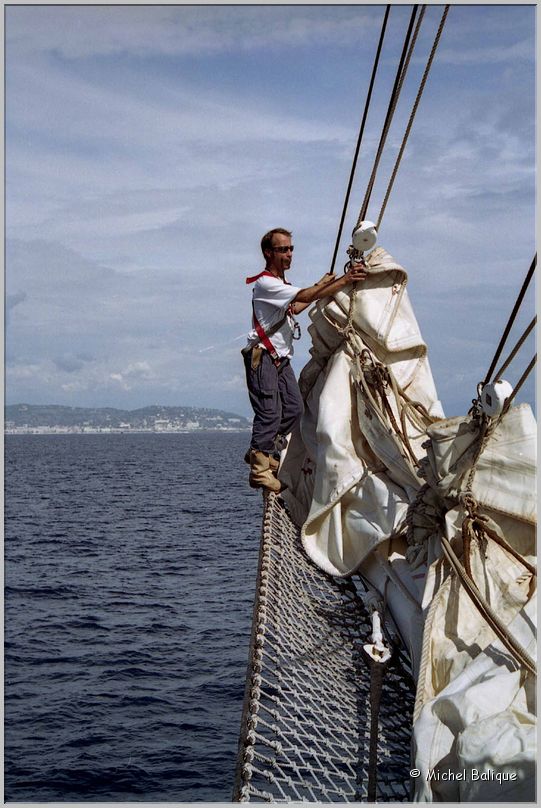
left=6, top=426, right=250, bottom=435
left=5, top=403, right=252, bottom=435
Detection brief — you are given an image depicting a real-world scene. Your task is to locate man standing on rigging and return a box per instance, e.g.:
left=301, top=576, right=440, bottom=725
left=243, top=227, right=367, bottom=492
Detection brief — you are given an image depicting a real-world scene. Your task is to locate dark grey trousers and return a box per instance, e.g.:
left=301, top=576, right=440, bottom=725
left=243, top=349, right=304, bottom=454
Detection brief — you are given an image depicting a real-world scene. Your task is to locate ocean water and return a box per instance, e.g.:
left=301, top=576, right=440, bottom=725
left=4, top=432, right=262, bottom=802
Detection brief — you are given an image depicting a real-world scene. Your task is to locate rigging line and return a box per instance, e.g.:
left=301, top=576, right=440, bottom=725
left=440, top=534, right=536, bottom=677
left=376, top=5, right=450, bottom=230
left=482, top=254, right=537, bottom=386
left=499, top=354, right=536, bottom=420
left=495, top=315, right=536, bottom=380
left=359, top=5, right=422, bottom=225
left=329, top=5, right=391, bottom=276
left=358, top=4, right=425, bottom=226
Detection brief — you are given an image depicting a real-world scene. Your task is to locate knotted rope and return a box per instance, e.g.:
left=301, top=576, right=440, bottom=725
left=407, top=412, right=537, bottom=679
left=324, top=287, right=437, bottom=475
left=440, top=526, right=536, bottom=678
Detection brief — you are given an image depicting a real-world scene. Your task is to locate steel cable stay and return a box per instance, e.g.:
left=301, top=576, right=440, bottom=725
left=482, top=254, right=537, bottom=387
left=376, top=4, right=450, bottom=230
left=511, top=354, right=537, bottom=402
left=494, top=316, right=536, bottom=380
left=358, top=4, right=423, bottom=226
left=499, top=354, right=537, bottom=422
left=329, top=4, right=450, bottom=265
left=359, top=4, right=453, bottom=231
left=469, top=255, right=537, bottom=418
left=329, top=4, right=391, bottom=275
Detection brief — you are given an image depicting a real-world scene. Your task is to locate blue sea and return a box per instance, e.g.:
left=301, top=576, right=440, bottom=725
left=4, top=432, right=262, bottom=802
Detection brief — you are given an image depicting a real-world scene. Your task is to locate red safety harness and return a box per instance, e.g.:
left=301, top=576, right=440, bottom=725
left=245, top=270, right=292, bottom=366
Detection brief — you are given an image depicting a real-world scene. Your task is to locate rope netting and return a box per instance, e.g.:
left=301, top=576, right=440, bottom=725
left=233, top=492, right=416, bottom=803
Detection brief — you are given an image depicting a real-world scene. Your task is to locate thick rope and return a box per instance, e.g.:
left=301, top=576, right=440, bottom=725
left=354, top=333, right=436, bottom=466
left=376, top=5, right=450, bottom=229
left=329, top=5, right=391, bottom=275
left=324, top=295, right=436, bottom=475
left=462, top=415, right=494, bottom=498
left=441, top=409, right=537, bottom=680
left=440, top=534, right=536, bottom=677
left=351, top=349, right=419, bottom=473
left=358, top=5, right=424, bottom=226
left=461, top=505, right=537, bottom=578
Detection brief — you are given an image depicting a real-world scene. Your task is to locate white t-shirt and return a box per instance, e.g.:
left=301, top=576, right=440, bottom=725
left=246, top=274, right=301, bottom=358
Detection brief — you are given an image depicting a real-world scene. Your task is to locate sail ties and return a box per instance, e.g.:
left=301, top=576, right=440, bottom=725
left=459, top=492, right=537, bottom=580
left=407, top=415, right=537, bottom=679
left=325, top=273, right=437, bottom=449
left=410, top=467, right=537, bottom=678
left=327, top=290, right=437, bottom=476
left=361, top=356, right=422, bottom=469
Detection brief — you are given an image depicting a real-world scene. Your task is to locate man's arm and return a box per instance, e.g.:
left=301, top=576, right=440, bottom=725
left=289, top=264, right=368, bottom=315
left=289, top=300, right=314, bottom=314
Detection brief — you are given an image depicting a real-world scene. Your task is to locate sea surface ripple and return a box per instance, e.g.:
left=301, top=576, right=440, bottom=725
left=5, top=432, right=263, bottom=802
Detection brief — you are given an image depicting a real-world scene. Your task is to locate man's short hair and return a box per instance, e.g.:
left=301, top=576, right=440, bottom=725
left=261, top=228, right=292, bottom=257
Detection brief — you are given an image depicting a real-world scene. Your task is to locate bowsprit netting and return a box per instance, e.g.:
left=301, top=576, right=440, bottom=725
left=233, top=492, right=416, bottom=803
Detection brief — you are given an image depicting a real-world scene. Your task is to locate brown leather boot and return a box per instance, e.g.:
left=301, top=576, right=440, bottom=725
left=244, top=448, right=279, bottom=472
left=248, top=449, right=282, bottom=492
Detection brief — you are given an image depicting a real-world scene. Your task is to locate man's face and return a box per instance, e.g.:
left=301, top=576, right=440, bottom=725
left=265, top=232, right=294, bottom=274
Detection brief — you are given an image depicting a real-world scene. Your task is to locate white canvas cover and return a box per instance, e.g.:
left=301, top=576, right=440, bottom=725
left=411, top=404, right=536, bottom=801
left=280, top=246, right=444, bottom=569
left=279, top=246, right=537, bottom=801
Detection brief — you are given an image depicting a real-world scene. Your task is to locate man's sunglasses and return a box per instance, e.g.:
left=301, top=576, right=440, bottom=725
left=271, top=246, right=294, bottom=253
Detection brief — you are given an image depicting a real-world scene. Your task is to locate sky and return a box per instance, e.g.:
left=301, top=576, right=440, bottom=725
left=4, top=3, right=536, bottom=419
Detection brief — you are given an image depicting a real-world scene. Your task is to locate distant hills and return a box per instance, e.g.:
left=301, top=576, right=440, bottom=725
left=5, top=404, right=251, bottom=433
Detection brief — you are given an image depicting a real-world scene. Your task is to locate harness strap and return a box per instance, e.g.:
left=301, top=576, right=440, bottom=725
left=252, top=306, right=281, bottom=364
left=245, top=270, right=293, bottom=365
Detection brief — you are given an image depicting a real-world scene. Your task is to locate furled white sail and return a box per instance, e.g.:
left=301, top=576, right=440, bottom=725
left=279, top=245, right=536, bottom=801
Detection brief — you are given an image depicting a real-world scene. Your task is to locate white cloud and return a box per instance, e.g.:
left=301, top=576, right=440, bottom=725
left=4, top=5, right=535, bottom=418
left=7, top=362, right=45, bottom=381
left=8, top=55, right=355, bottom=152
left=6, top=6, right=378, bottom=59
left=9, top=5, right=532, bottom=67
left=437, top=38, right=533, bottom=66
